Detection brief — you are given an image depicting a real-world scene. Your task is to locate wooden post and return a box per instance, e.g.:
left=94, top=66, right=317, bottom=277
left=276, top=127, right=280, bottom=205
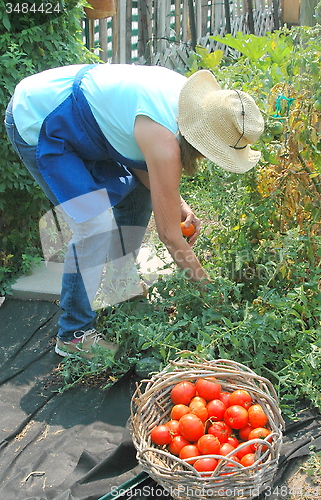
left=126, top=0, right=132, bottom=62
left=188, top=0, right=197, bottom=49
left=246, top=0, right=255, bottom=34
left=138, top=0, right=152, bottom=62
left=224, top=0, right=231, bottom=33
left=99, top=18, right=108, bottom=62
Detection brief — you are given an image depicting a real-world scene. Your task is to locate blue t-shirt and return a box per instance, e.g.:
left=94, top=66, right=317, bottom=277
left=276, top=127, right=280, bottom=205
left=12, top=63, right=187, bottom=160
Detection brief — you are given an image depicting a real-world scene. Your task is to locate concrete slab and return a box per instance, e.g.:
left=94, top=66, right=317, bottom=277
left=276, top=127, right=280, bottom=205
left=11, top=245, right=173, bottom=302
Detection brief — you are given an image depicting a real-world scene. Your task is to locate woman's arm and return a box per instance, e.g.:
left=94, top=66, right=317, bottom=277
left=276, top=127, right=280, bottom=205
left=134, top=115, right=210, bottom=283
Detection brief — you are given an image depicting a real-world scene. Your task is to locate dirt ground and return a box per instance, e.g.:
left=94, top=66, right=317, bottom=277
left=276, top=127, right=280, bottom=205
left=268, top=456, right=321, bottom=500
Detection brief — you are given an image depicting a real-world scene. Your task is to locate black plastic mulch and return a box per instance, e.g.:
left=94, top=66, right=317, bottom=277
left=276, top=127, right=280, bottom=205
left=0, top=298, right=320, bottom=500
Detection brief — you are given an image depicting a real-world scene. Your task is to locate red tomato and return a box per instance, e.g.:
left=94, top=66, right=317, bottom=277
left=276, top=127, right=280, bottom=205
left=208, top=421, right=232, bottom=443
left=224, top=405, right=249, bottom=430
left=248, top=404, right=269, bottom=428
left=227, top=436, right=239, bottom=448
left=170, top=404, right=190, bottom=420
left=170, top=381, right=196, bottom=405
left=165, top=419, right=180, bottom=437
left=168, top=435, right=190, bottom=456
left=195, top=377, right=221, bottom=401
left=190, top=402, right=209, bottom=422
left=179, top=414, right=205, bottom=442
left=179, top=444, right=201, bottom=464
left=248, top=427, right=271, bottom=451
left=229, top=389, right=252, bottom=410
left=238, top=423, right=254, bottom=441
left=207, top=399, right=226, bottom=421
left=190, top=396, right=207, bottom=407
left=194, top=457, right=218, bottom=475
left=219, top=442, right=235, bottom=456
left=197, top=434, right=221, bottom=455
left=150, top=425, right=172, bottom=446
left=219, top=392, right=231, bottom=407
left=236, top=443, right=255, bottom=459
left=240, top=453, right=256, bottom=467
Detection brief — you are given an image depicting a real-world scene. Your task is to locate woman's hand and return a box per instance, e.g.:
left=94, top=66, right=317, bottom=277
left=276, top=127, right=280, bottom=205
left=180, top=196, right=201, bottom=246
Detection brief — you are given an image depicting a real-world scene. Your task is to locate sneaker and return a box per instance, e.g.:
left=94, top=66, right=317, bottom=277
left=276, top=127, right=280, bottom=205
left=55, top=329, right=118, bottom=361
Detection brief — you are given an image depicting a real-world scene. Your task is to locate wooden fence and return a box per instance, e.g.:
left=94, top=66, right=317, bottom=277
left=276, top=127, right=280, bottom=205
left=83, top=0, right=282, bottom=72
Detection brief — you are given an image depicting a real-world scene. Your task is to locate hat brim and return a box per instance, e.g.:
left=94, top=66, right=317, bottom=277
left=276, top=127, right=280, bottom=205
left=178, top=70, right=262, bottom=173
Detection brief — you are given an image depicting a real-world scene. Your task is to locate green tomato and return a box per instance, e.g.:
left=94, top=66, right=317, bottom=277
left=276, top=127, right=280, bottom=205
left=261, top=133, right=274, bottom=144
left=313, top=99, right=321, bottom=112
left=269, top=121, right=284, bottom=136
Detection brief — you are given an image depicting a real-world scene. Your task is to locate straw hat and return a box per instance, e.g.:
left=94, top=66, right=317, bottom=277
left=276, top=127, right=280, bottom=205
left=178, top=70, right=264, bottom=173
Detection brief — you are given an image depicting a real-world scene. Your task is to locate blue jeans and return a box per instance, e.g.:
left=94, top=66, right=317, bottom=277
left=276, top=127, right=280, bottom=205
left=5, top=101, right=152, bottom=340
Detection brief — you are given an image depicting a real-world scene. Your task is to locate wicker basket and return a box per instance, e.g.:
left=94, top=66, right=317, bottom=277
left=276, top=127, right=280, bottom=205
left=131, top=357, right=284, bottom=500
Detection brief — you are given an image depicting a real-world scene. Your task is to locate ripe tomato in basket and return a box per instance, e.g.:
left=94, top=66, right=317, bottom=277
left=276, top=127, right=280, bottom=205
left=197, top=434, right=220, bottom=455
left=207, top=399, right=226, bottom=421
left=179, top=444, right=200, bottom=464
left=170, top=403, right=190, bottom=420
left=179, top=413, right=205, bottom=442
left=229, top=389, right=252, bottom=409
left=170, top=381, right=196, bottom=405
left=194, top=457, right=218, bottom=475
left=195, top=377, right=221, bottom=401
left=208, top=421, right=232, bottom=443
left=150, top=425, right=172, bottom=445
left=168, top=435, right=189, bottom=456
left=224, top=405, right=249, bottom=429
left=248, top=427, right=272, bottom=451
left=248, top=404, right=269, bottom=428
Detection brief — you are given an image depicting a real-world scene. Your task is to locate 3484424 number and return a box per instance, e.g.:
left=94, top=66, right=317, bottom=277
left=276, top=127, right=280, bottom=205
left=6, top=2, right=62, bottom=14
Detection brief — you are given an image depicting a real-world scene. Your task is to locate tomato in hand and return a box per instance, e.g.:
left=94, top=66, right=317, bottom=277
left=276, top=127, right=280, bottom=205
left=229, top=389, right=252, bottom=410
left=224, top=405, right=249, bottom=430
left=197, top=434, right=221, bottom=455
left=170, top=381, right=196, bottom=405
left=179, top=413, right=205, bottom=442
left=248, top=404, right=268, bottom=428
left=181, top=222, right=195, bottom=238
left=151, top=425, right=172, bottom=446
left=195, top=377, right=221, bottom=401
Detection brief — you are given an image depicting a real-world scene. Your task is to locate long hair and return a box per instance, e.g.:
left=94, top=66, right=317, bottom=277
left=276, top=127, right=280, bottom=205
left=179, top=134, right=202, bottom=176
